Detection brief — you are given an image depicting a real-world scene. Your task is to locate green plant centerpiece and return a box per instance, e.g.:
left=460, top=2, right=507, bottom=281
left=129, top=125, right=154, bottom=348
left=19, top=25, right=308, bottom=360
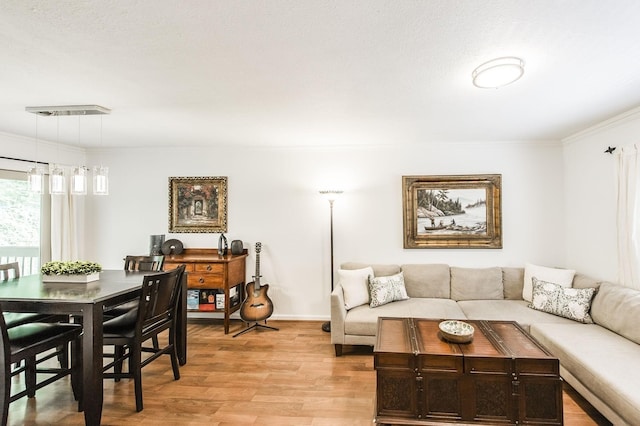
left=41, top=261, right=102, bottom=283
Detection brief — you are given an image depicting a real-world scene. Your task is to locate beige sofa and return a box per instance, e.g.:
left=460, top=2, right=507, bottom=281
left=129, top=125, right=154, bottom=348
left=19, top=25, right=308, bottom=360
left=330, top=262, right=640, bottom=425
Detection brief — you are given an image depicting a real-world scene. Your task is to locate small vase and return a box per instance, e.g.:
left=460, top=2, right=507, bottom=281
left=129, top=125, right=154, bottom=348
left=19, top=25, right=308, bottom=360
left=218, top=233, right=228, bottom=256
left=231, top=240, right=244, bottom=255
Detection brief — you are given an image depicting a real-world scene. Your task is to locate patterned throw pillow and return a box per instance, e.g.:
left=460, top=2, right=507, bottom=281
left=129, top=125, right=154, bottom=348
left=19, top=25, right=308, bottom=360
left=529, top=277, right=596, bottom=323
left=368, top=272, right=409, bottom=308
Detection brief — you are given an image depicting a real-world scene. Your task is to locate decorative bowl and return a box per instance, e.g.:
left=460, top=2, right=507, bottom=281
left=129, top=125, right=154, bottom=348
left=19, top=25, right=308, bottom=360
left=439, top=320, right=474, bottom=343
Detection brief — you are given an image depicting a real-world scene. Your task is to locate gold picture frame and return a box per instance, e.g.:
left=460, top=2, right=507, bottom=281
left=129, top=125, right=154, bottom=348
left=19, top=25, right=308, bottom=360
left=168, top=176, right=228, bottom=233
left=402, top=174, right=502, bottom=249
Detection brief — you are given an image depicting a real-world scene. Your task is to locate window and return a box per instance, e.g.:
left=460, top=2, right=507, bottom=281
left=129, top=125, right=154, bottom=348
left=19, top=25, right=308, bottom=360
left=0, top=169, right=51, bottom=275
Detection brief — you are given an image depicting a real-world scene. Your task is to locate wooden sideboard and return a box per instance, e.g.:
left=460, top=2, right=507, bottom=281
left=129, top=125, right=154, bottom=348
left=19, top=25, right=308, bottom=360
left=163, top=248, right=247, bottom=334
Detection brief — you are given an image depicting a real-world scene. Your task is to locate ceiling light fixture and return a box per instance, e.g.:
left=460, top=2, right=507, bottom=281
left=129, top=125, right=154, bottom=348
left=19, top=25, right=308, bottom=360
left=71, top=117, right=88, bottom=195
left=472, top=57, right=525, bottom=89
left=49, top=117, right=66, bottom=195
left=26, top=114, right=44, bottom=193
left=25, top=105, right=111, bottom=116
left=26, top=105, right=111, bottom=196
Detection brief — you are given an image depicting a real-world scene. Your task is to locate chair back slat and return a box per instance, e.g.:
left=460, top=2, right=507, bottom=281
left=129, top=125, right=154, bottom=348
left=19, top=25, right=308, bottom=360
left=123, top=255, right=164, bottom=272
left=0, top=262, right=20, bottom=282
left=136, top=265, right=185, bottom=334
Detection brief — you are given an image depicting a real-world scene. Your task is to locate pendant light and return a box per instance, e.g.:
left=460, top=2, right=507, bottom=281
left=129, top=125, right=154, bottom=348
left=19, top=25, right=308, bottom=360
left=93, top=115, right=109, bottom=195
left=49, top=117, right=66, bottom=195
left=25, top=104, right=111, bottom=196
left=71, top=117, right=87, bottom=195
left=27, top=114, right=44, bottom=193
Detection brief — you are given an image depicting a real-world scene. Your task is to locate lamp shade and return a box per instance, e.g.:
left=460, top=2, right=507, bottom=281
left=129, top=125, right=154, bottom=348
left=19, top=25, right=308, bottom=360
left=93, top=165, right=109, bottom=195
left=49, top=165, right=66, bottom=195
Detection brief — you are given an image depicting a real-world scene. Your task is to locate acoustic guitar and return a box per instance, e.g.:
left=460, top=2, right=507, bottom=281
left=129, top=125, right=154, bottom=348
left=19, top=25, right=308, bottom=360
left=239, top=242, right=274, bottom=323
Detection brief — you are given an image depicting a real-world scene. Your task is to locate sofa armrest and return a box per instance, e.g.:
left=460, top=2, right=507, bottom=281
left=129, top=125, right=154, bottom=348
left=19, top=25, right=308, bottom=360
left=330, top=283, right=347, bottom=345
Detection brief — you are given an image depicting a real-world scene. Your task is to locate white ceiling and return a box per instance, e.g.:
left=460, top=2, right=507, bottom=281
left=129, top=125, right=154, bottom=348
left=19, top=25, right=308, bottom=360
left=2, top=0, right=640, bottom=149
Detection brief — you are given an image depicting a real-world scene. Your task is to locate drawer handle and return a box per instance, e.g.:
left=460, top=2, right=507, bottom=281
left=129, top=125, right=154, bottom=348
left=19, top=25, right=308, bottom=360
left=206, top=265, right=212, bottom=271
left=199, top=277, right=205, bottom=283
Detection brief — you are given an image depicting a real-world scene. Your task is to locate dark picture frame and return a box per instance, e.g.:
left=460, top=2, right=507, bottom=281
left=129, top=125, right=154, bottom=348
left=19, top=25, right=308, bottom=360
left=168, top=176, right=228, bottom=233
left=402, top=174, right=502, bottom=249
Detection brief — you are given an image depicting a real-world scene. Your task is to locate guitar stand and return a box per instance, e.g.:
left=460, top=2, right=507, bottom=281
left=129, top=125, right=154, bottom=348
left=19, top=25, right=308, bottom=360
left=232, top=320, right=279, bottom=338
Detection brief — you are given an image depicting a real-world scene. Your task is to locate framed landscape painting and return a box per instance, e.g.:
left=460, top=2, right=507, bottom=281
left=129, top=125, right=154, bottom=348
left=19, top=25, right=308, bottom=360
left=168, top=176, right=228, bottom=233
left=402, top=174, right=502, bottom=249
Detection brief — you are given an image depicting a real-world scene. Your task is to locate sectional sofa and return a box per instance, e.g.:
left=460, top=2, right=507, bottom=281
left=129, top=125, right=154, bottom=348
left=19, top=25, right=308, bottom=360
left=330, top=262, right=640, bottom=426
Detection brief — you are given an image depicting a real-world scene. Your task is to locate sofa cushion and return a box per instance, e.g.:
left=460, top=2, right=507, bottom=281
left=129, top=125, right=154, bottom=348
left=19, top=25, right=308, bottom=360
left=338, top=267, right=373, bottom=310
left=591, top=282, right=640, bottom=345
left=530, top=322, right=640, bottom=425
left=457, top=299, right=577, bottom=332
left=523, top=263, right=575, bottom=302
left=340, top=262, right=400, bottom=277
left=450, top=266, right=503, bottom=301
left=529, top=278, right=596, bottom=323
left=368, top=272, right=409, bottom=308
left=502, top=267, right=524, bottom=300
left=401, top=264, right=450, bottom=298
left=572, top=273, right=601, bottom=290
left=344, top=298, right=465, bottom=336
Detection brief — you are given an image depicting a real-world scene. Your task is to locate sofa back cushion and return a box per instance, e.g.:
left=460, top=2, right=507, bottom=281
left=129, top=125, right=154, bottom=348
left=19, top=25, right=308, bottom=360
left=450, top=267, right=503, bottom=301
left=401, top=264, right=450, bottom=298
left=502, top=267, right=524, bottom=300
left=340, top=262, right=400, bottom=277
left=572, top=273, right=601, bottom=290
left=591, top=282, right=640, bottom=345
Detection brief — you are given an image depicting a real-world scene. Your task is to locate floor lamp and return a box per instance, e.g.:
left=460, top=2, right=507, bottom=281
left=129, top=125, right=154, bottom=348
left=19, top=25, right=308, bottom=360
left=320, top=190, right=343, bottom=332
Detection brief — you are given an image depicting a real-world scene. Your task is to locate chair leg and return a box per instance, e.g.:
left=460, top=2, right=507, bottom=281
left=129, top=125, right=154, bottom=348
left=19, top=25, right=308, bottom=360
left=152, top=336, right=159, bottom=349
left=25, top=355, right=36, bottom=398
left=131, top=346, right=143, bottom=412
left=2, top=364, right=11, bottom=426
left=168, top=329, right=180, bottom=380
left=170, top=347, right=180, bottom=381
left=114, top=346, right=125, bottom=382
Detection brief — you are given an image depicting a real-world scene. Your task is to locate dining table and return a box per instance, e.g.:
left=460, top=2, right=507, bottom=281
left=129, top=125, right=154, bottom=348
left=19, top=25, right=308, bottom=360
left=0, top=269, right=188, bottom=426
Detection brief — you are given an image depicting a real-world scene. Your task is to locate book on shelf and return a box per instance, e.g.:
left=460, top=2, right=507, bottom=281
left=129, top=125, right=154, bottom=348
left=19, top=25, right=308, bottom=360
left=187, top=289, right=199, bottom=310
left=199, top=290, right=216, bottom=311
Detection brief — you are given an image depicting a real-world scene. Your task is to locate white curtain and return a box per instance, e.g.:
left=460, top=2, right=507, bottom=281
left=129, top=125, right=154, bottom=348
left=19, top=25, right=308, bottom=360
left=50, top=166, right=85, bottom=261
left=616, top=145, right=640, bottom=289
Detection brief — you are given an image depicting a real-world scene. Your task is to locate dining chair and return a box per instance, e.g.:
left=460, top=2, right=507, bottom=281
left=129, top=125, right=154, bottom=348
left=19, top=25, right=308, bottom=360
left=0, top=306, right=82, bottom=426
left=106, top=255, right=165, bottom=317
left=102, top=264, right=185, bottom=412
left=105, top=255, right=166, bottom=348
left=0, top=262, right=66, bottom=328
left=123, top=255, right=165, bottom=272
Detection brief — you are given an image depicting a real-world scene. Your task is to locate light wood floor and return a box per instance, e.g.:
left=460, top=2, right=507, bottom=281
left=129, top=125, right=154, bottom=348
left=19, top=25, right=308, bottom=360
left=8, top=319, right=612, bottom=425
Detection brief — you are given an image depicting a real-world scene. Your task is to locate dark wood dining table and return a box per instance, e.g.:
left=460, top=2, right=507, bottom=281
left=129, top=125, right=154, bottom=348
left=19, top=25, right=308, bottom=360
left=0, top=269, right=188, bottom=426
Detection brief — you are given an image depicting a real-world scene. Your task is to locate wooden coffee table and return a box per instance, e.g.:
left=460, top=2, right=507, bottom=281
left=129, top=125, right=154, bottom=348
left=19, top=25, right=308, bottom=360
left=373, top=318, right=563, bottom=425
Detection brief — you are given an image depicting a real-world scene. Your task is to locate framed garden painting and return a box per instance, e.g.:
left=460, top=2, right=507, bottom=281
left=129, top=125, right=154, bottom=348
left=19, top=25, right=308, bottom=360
left=402, top=174, right=502, bottom=249
left=168, top=176, right=228, bottom=233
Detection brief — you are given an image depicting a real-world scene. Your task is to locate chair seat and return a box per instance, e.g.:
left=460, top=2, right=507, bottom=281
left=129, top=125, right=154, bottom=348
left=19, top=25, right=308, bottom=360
left=3, top=312, right=59, bottom=329
left=103, top=308, right=138, bottom=337
left=8, top=323, right=82, bottom=360
left=104, top=299, right=138, bottom=318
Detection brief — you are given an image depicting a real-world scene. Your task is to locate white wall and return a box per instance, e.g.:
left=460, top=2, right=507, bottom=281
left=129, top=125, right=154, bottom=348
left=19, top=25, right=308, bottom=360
left=563, top=107, right=640, bottom=282
left=82, top=140, right=565, bottom=321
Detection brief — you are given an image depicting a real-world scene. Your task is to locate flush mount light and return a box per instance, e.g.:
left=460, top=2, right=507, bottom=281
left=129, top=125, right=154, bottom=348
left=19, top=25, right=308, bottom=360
left=472, top=57, right=525, bottom=89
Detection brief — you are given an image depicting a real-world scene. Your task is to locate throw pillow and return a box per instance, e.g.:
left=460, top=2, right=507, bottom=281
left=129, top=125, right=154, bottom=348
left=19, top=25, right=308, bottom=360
left=523, top=263, right=575, bottom=302
left=529, top=277, right=596, bottom=323
left=338, top=267, right=374, bottom=310
left=368, top=272, right=409, bottom=308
